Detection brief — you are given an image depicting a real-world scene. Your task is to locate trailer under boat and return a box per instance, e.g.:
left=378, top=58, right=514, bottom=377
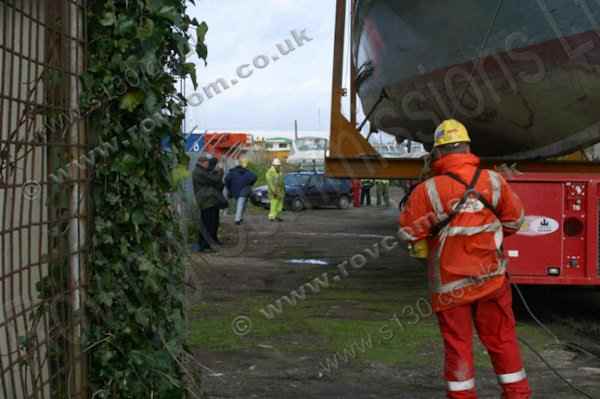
left=353, top=0, right=600, bottom=159
left=325, top=0, right=600, bottom=287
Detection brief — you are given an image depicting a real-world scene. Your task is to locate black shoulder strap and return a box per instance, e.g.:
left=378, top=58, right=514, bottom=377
left=444, top=171, right=469, bottom=188
left=430, top=168, right=499, bottom=236
left=468, top=169, right=502, bottom=219
left=445, top=168, right=482, bottom=190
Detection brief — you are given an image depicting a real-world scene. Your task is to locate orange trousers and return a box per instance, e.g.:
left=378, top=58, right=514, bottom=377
left=436, top=280, right=532, bottom=399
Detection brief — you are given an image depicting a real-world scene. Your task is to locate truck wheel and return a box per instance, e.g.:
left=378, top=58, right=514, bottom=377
left=337, top=195, right=351, bottom=209
left=291, top=197, right=305, bottom=212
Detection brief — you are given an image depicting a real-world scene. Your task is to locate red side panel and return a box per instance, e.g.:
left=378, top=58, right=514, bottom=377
left=503, top=173, right=600, bottom=286
left=504, top=180, right=564, bottom=277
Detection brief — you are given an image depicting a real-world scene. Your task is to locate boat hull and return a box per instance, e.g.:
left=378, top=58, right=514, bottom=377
left=354, top=0, right=600, bottom=159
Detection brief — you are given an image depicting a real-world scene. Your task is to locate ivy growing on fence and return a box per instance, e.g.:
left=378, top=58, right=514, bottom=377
left=82, top=1, right=207, bottom=397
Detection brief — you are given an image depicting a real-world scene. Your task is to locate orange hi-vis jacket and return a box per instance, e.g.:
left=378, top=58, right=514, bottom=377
left=398, top=153, right=525, bottom=312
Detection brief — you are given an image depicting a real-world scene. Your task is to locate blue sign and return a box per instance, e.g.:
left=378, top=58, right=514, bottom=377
left=161, top=133, right=205, bottom=153
left=185, top=134, right=205, bottom=153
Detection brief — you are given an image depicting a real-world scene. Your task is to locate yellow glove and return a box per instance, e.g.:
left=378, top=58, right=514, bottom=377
left=408, top=240, right=429, bottom=259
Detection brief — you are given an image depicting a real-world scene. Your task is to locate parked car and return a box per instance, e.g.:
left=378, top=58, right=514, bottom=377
left=251, top=172, right=352, bottom=211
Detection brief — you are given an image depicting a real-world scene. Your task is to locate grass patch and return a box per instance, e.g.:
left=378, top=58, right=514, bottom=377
left=188, top=295, right=322, bottom=352
left=305, top=317, right=441, bottom=366
left=188, top=261, right=558, bottom=370
left=188, top=283, right=443, bottom=367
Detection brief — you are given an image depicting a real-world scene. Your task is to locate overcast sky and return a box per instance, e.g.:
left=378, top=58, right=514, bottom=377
left=185, top=0, right=340, bottom=137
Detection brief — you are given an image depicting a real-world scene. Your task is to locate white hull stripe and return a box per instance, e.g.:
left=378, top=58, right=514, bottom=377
left=498, top=369, right=527, bottom=384
left=447, top=378, right=475, bottom=392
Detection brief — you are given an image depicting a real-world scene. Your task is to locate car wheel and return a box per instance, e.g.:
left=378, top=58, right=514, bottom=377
left=291, top=197, right=305, bottom=212
left=337, top=195, right=351, bottom=209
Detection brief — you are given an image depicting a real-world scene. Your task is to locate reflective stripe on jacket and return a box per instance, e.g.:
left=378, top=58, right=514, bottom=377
left=398, top=153, right=525, bottom=312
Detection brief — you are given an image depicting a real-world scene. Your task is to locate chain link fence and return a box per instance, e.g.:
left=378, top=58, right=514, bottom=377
left=0, top=0, right=88, bottom=397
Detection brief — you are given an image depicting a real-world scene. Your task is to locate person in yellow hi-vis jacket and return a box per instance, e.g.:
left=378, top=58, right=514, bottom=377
left=266, top=158, right=285, bottom=221
left=375, top=179, right=390, bottom=207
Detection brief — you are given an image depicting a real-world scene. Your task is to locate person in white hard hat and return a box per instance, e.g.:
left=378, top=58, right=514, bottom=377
left=266, top=158, right=285, bottom=221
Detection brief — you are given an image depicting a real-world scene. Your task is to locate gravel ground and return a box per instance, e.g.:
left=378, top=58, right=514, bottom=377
left=187, top=201, right=600, bottom=399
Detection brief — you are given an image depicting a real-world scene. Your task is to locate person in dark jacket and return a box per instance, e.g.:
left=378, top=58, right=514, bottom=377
left=225, top=158, right=257, bottom=225
left=360, top=179, right=373, bottom=206
left=193, top=153, right=224, bottom=252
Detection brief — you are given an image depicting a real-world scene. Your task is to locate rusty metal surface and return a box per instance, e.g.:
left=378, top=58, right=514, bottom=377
left=0, top=0, right=88, bottom=398
left=326, top=156, right=422, bottom=179
left=329, top=0, right=379, bottom=163
left=326, top=156, right=600, bottom=179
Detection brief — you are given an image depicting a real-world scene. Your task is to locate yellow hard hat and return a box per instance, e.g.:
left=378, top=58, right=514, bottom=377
left=433, top=119, right=471, bottom=147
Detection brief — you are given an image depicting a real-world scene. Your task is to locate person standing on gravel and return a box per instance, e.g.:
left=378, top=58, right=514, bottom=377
left=398, top=119, right=531, bottom=399
left=225, top=158, right=257, bottom=225
left=266, top=158, right=285, bottom=222
left=375, top=179, right=390, bottom=207
left=361, top=179, right=373, bottom=206
left=193, top=153, right=225, bottom=252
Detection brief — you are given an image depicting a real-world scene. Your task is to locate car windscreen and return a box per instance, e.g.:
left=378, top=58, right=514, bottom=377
left=285, top=174, right=311, bottom=186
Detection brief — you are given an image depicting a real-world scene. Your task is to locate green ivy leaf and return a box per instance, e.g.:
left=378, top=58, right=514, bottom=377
left=99, top=12, right=116, bottom=26
left=196, top=44, right=208, bottom=66
left=171, top=164, right=190, bottom=186
left=196, top=21, right=208, bottom=43
left=176, top=35, right=191, bottom=58
left=82, top=2, right=206, bottom=396
left=196, top=22, right=209, bottom=65
left=98, top=291, right=114, bottom=306
left=135, top=309, right=150, bottom=326
left=138, top=256, right=154, bottom=272
left=106, top=192, right=120, bottom=205
left=116, top=153, right=138, bottom=173
left=100, top=350, right=114, bottom=364
left=116, top=16, right=136, bottom=35
left=138, top=18, right=155, bottom=39
left=183, top=62, right=198, bottom=89
left=157, top=6, right=178, bottom=22
left=119, top=90, right=145, bottom=112
left=144, top=91, right=158, bottom=113
left=132, top=209, right=145, bottom=226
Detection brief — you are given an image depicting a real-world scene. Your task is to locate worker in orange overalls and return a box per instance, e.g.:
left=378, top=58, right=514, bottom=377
left=398, top=119, right=531, bottom=399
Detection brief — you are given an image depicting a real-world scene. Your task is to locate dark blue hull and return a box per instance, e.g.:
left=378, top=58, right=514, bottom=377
left=354, top=0, right=600, bottom=158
